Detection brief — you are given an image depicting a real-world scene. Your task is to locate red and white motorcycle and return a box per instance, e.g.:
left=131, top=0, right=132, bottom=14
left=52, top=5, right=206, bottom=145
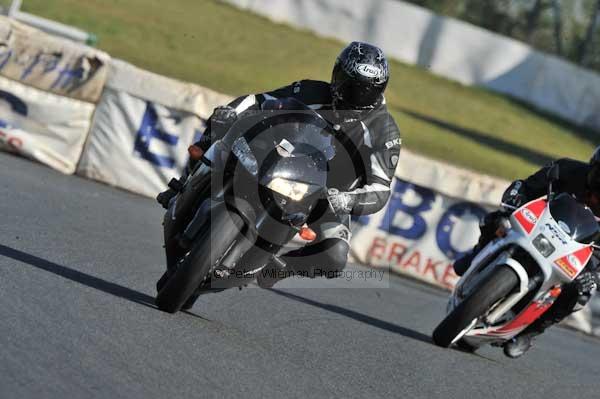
left=432, top=166, right=599, bottom=353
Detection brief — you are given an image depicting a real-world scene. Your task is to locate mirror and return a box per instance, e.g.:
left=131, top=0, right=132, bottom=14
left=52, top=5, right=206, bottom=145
left=547, top=162, right=560, bottom=199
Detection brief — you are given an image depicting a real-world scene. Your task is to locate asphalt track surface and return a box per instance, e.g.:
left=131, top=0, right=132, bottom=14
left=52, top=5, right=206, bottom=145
left=1, top=152, right=600, bottom=399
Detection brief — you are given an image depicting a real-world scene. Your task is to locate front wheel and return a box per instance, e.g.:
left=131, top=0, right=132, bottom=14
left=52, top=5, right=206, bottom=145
left=155, top=206, right=244, bottom=313
left=432, top=265, right=519, bottom=348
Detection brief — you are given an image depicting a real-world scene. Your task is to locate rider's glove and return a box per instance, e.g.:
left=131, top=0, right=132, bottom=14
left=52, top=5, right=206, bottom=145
left=575, top=271, right=598, bottom=297
left=501, top=180, right=527, bottom=210
left=327, top=188, right=355, bottom=215
left=191, top=105, right=239, bottom=169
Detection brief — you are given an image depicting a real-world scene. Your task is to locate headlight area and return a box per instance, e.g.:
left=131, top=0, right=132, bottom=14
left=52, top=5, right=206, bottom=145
left=266, top=178, right=311, bottom=201
left=532, top=234, right=555, bottom=257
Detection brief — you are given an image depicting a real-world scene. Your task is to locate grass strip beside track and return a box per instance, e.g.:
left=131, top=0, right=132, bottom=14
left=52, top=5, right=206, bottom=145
left=23, top=0, right=598, bottom=180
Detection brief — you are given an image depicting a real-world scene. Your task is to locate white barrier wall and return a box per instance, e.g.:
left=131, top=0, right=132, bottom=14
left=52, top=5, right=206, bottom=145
left=0, top=15, right=109, bottom=174
left=76, top=59, right=231, bottom=197
left=225, top=0, right=600, bottom=131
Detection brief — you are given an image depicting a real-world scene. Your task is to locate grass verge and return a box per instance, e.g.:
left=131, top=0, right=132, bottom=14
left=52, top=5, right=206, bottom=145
left=22, top=0, right=598, bottom=180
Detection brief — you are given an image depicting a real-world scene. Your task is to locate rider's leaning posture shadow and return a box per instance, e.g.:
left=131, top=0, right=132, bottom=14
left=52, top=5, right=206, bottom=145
left=0, top=243, right=157, bottom=309
left=269, top=288, right=433, bottom=345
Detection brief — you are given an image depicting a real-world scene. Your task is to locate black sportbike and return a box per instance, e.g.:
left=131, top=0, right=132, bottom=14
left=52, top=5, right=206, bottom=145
left=155, top=98, right=336, bottom=313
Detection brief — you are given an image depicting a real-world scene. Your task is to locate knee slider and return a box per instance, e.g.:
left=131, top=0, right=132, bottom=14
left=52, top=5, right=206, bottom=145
left=317, top=239, right=349, bottom=276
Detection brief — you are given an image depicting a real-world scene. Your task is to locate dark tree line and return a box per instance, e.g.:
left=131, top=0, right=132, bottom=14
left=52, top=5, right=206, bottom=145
left=405, top=0, right=600, bottom=70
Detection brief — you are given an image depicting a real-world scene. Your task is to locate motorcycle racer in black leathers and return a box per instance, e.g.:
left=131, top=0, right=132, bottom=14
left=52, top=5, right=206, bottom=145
left=453, top=151, right=600, bottom=358
left=157, top=42, right=401, bottom=291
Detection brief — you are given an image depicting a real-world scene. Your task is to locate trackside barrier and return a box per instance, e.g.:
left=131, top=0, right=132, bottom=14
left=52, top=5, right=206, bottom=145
left=224, top=0, right=600, bottom=132
left=0, top=15, right=109, bottom=174
left=0, top=14, right=594, bottom=335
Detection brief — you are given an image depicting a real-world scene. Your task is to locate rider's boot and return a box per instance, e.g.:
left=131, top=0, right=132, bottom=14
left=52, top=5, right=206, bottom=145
left=503, top=330, right=539, bottom=358
left=503, top=284, right=580, bottom=358
left=453, top=237, right=491, bottom=276
left=453, top=246, right=479, bottom=277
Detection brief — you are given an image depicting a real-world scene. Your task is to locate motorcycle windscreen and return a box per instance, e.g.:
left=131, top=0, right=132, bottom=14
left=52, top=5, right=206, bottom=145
left=549, top=193, right=600, bottom=244
left=261, top=114, right=333, bottom=159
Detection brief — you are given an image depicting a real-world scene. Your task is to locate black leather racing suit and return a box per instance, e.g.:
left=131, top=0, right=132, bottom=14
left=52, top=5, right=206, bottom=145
left=456, top=158, right=599, bottom=336
left=196, top=80, right=401, bottom=277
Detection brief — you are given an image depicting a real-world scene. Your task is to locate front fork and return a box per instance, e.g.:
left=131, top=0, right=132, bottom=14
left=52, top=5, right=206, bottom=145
left=210, top=202, right=298, bottom=289
left=162, top=161, right=214, bottom=271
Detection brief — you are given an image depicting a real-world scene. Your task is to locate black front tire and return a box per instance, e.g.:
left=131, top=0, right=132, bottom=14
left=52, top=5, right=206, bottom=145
left=155, top=207, right=244, bottom=313
left=432, top=265, right=519, bottom=348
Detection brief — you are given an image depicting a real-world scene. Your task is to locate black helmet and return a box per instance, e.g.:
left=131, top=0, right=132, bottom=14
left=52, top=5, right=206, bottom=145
left=331, top=41, right=389, bottom=109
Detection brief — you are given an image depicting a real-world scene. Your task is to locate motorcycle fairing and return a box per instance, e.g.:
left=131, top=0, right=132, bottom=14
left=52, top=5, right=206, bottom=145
left=449, top=196, right=595, bottom=346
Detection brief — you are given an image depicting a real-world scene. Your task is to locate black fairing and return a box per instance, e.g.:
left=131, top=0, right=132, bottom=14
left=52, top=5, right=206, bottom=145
left=195, top=99, right=336, bottom=253
left=161, top=99, right=338, bottom=296
left=549, top=193, right=600, bottom=244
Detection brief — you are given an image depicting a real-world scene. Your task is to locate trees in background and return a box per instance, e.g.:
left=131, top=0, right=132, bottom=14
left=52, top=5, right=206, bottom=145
left=578, top=0, right=600, bottom=66
left=405, top=0, right=600, bottom=71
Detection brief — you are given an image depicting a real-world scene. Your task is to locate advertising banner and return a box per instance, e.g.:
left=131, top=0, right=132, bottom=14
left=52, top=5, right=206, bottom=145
left=0, top=15, right=109, bottom=103
left=77, top=59, right=232, bottom=197
left=76, top=87, right=206, bottom=197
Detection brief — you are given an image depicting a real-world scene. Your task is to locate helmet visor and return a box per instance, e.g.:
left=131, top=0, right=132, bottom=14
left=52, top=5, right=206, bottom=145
left=333, top=77, right=384, bottom=108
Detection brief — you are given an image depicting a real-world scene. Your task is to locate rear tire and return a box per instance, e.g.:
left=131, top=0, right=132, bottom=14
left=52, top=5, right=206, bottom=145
left=432, top=265, right=519, bottom=348
left=155, top=207, right=244, bottom=313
